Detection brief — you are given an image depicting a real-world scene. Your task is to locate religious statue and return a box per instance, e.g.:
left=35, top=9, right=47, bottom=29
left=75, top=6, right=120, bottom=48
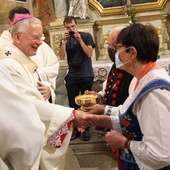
left=68, top=0, right=89, bottom=19
left=53, top=0, right=67, bottom=22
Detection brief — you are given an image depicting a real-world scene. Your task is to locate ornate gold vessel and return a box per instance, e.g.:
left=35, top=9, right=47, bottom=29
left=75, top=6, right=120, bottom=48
left=75, top=94, right=99, bottom=107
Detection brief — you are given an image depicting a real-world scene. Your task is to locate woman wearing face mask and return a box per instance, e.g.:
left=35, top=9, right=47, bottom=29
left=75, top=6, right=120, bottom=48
left=83, top=29, right=135, bottom=128
left=82, top=23, right=170, bottom=169
left=84, top=28, right=135, bottom=169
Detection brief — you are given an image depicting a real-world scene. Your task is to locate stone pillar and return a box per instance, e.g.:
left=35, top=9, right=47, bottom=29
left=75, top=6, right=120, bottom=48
left=94, top=21, right=108, bottom=61
left=158, top=14, right=170, bottom=57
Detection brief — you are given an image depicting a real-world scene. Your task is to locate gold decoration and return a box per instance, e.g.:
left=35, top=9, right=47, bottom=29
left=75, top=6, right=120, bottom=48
left=53, top=34, right=62, bottom=57
left=157, top=27, right=162, bottom=36
left=89, top=0, right=167, bottom=16
left=75, top=94, right=99, bottom=111
left=104, top=31, right=110, bottom=44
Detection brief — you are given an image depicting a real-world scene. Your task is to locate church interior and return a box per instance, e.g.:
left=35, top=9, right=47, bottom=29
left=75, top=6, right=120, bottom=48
left=0, top=0, right=170, bottom=169
left=1, top=0, right=170, bottom=64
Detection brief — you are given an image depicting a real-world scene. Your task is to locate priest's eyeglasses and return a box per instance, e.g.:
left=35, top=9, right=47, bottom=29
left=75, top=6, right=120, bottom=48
left=19, top=32, right=45, bottom=41
left=30, top=33, right=45, bottom=41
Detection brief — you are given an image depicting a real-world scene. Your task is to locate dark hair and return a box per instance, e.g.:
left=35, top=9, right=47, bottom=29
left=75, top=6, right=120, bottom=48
left=117, top=23, right=159, bottom=63
left=63, top=16, right=77, bottom=26
left=8, top=7, right=30, bottom=21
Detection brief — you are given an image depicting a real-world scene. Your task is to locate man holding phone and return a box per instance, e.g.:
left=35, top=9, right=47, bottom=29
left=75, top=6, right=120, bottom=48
left=59, top=16, right=95, bottom=141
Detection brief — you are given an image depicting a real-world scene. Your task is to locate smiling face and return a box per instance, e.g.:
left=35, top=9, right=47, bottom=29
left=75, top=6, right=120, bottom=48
left=13, top=22, right=43, bottom=56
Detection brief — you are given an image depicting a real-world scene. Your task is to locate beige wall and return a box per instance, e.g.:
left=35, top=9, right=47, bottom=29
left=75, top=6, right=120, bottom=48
left=0, top=0, right=31, bottom=33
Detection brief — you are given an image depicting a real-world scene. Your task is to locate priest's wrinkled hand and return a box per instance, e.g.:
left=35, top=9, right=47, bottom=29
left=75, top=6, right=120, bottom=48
left=73, top=110, right=92, bottom=128
left=37, top=82, right=51, bottom=100
left=105, top=130, right=127, bottom=149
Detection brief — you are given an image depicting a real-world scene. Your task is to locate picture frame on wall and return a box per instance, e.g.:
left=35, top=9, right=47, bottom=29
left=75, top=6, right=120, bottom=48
left=88, top=0, right=168, bottom=16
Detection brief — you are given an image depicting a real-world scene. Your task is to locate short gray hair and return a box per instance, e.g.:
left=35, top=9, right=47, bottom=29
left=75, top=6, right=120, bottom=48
left=11, top=17, right=42, bottom=36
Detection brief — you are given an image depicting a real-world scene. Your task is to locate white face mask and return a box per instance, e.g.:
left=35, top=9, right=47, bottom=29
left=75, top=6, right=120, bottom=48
left=115, top=47, right=132, bottom=68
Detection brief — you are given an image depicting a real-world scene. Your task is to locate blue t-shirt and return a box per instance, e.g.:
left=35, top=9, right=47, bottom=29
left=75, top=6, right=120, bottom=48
left=66, top=32, right=95, bottom=77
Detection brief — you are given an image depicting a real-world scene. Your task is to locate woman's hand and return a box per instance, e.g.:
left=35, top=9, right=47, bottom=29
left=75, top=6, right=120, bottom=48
left=83, top=104, right=104, bottom=115
left=105, top=130, right=127, bottom=149
left=84, top=90, right=98, bottom=95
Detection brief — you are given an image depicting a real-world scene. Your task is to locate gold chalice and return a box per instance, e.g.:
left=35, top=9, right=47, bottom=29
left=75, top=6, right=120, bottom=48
left=75, top=94, right=99, bottom=111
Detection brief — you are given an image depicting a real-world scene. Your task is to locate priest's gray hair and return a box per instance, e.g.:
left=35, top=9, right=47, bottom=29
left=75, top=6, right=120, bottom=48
left=10, top=17, right=42, bottom=36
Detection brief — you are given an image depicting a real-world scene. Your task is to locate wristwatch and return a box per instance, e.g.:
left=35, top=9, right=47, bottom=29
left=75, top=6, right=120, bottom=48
left=61, top=39, right=67, bottom=44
